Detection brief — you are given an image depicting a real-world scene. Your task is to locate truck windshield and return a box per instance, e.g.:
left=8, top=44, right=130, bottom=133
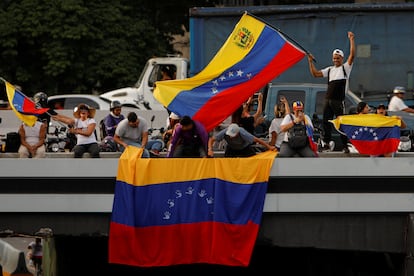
left=133, top=61, right=150, bottom=88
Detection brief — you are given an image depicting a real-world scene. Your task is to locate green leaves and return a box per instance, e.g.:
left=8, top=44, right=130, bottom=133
left=0, top=0, right=178, bottom=96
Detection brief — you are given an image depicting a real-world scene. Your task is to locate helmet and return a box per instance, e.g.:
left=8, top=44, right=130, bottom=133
left=33, top=92, right=48, bottom=107
left=393, top=86, right=406, bottom=94
left=398, top=136, right=411, bottom=152
left=99, top=137, right=118, bottom=152
left=110, top=100, right=122, bottom=110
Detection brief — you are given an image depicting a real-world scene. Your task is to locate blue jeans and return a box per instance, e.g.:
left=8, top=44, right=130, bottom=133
left=146, top=139, right=164, bottom=152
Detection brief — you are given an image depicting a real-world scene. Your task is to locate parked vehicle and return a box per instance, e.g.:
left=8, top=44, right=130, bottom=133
left=99, top=56, right=189, bottom=111
left=47, top=94, right=111, bottom=110
left=46, top=123, right=76, bottom=152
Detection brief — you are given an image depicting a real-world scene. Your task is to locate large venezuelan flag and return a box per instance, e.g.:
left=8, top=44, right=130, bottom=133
left=109, top=147, right=277, bottom=267
left=4, top=81, right=49, bottom=127
left=154, top=13, right=305, bottom=132
left=331, top=114, right=401, bottom=155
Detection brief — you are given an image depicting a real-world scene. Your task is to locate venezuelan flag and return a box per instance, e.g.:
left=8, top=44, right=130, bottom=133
left=109, top=147, right=277, bottom=267
left=331, top=114, right=401, bottom=155
left=154, top=13, right=305, bottom=132
left=4, top=81, right=49, bottom=126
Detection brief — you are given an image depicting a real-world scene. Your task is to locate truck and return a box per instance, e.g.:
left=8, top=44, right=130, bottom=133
left=99, top=56, right=189, bottom=111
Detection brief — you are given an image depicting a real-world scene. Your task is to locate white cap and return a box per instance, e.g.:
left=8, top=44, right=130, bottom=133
left=332, top=49, right=344, bottom=57
left=226, top=123, right=240, bottom=138
left=393, top=86, right=406, bottom=94
left=169, top=112, right=180, bottom=120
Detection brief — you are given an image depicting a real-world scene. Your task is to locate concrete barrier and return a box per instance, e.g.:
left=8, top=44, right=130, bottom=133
left=0, top=239, right=32, bottom=276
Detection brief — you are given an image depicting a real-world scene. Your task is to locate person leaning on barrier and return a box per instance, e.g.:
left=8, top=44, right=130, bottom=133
left=113, top=111, right=151, bottom=157
left=208, top=123, right=275, bottom=157
left=167, top=115, right=209, bottom=158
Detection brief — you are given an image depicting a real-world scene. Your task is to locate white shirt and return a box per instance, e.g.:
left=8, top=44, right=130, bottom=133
left=268, top=117, right=285, bottom=148
left=74, top=118, right=97, bottom=145
left=388, top=95, right=408, bottom=111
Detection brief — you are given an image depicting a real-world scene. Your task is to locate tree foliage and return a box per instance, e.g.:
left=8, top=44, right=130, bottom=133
left=0, top=0, right=212, bottom=98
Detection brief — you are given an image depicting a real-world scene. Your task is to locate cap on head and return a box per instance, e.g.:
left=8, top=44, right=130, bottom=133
left=292, top=101, right=304, bottom=111
left=393, top=86, right=406, bottom=94
left=226, top=123, right=240, bottom=138
left=169, top=112, right=180, bottom=120
left=332, top=49, right=344, bottom=57
left=110, top=100, right=122, bottom=110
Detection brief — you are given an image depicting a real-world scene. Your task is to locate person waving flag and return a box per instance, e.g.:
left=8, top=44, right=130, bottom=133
left=154, top=12, right=306, bottom=132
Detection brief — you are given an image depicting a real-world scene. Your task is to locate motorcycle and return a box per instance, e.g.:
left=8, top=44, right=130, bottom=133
left=46, top=123, right=76, bottom=152
left=147, top=115, right=166, bottom=156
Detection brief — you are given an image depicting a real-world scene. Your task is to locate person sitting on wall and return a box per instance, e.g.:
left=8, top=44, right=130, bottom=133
left=18, top=120, right=47, bottom=158
left=52, top=103, right=100, bottom=158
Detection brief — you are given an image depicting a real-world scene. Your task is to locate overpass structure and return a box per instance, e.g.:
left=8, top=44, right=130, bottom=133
left=1, top=155, right=414, bottom=275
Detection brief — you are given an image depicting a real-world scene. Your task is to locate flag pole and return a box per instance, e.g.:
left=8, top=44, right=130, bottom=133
left=245, top=11, right=317, bottom=63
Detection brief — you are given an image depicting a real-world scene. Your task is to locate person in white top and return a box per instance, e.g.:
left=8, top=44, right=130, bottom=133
left=268, top=95, right=290, bottom=151
left=387, top=86, right=414, bottom=113
left=18, top=120, right=46, bottom=158
left=52, top=103, right=100, bottom=158
left=307, top=31, right=355, bottom=153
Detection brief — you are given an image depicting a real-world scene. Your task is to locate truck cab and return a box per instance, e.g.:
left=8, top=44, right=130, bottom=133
left=100, top=56, right=189, bottom=110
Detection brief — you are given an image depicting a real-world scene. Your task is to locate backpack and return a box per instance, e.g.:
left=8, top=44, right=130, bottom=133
left=99, top=119, right=107, bottom=140
left=287, top=114, right=308, bottom=149
left=5, top=132, right=21, bottom=152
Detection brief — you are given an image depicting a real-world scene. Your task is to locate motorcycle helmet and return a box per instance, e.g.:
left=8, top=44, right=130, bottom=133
left=398, top=136, right=411, bottom=152
left=33, top=92, right=48, bottom=108
left=110, top=100, right=122, bottom=111
left=99, top=137, right=118, bottom=152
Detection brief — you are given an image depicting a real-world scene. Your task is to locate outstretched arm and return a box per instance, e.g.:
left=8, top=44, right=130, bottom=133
left=307, top=54, right=323, bottom=77
left=347, top=31, right=355, bottom=66
left=51, top=114, right=75, bottom=126
left=253, top=136, right=275, bottom=151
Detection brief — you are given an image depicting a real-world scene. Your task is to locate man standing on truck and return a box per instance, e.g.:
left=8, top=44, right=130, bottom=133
left=307, top=31, right=355, bottom=153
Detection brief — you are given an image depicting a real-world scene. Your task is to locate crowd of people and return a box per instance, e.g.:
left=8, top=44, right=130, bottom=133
left=6, top=30, right=413, bottom=159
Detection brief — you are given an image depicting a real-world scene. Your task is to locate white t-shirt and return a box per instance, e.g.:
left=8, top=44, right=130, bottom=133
left=74, top=118, right=97, bottom=145
left=388, top=95, right=408, bottom=111
left=321, top=63, right=353, bottom=95
left=268, top=117, right=285, bottom=148
left=280, top=113, right=313, bottom=142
